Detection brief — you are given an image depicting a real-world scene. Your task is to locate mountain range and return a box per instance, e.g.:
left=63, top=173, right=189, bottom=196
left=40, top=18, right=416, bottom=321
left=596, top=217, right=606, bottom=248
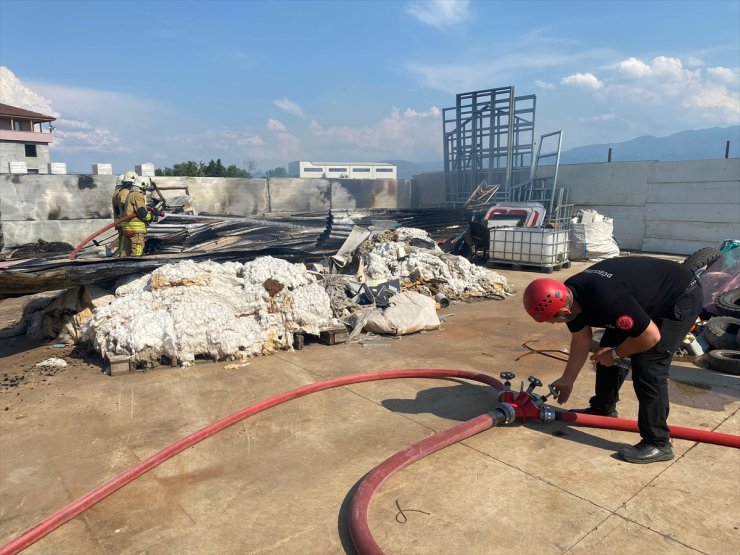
left=382, top=125, right=740, bottom=179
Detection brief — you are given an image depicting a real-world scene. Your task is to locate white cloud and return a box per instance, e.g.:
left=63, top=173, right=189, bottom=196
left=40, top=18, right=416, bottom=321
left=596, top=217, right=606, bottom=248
left=272, top=97, right=304, bottom=117
left=650, top=56, right=689, bottom=79
left=617, top=57, right=651, bottom=78
left=707, top=66, right=740, bottom=84
left=555, top=54, right=740, bottom=141
left=202, top=129, right=265, bottom=151
left=683, top=84, right=740, bottom=117
left=0, top=66, right=58, bottom=116
left=686, top=56, right=705, bottom=68
left=406, top=0, right=471, bottom=30
left=403, top=106, right=441, bottom=118
left=615, top=56, right=701, bottom=86
left=267, top=118, right=287, bottom=131
left=605, top=56, right=737, bottom=120
left=23, top=76, right=179, bottom=158
left=534, top=80, right=556, bottom=90
left=561, top=72, right=604, bottom=90
left=53, top=125, right=125, bottom=153
left=406, top=47, right=614, bottom=95
left=307, top=106, right=443, bottom=160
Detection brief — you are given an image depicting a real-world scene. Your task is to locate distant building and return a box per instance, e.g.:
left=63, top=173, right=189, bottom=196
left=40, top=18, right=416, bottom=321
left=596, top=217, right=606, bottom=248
left=288, top=160, right=397, bottom=179
left=0, top=103, right=56, bottom=174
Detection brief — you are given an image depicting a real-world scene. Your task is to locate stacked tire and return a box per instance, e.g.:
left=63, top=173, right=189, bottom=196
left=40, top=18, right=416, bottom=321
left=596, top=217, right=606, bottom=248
left=703, top=302, right=740, bottom=376
left=682, top=247, right=722, bottom=273
left=716, top=288, right=740, bottom=317
left=682, top=247, right=740, bottom=375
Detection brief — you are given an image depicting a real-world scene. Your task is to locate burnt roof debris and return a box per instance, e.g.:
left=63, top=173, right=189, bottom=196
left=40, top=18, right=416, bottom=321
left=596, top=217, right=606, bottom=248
left=0, top=209, right=478, bottom=298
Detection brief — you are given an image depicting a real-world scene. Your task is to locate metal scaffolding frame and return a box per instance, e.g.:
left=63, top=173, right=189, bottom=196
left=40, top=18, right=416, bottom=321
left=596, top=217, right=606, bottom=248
left=443, top=86, right=536, bottom=207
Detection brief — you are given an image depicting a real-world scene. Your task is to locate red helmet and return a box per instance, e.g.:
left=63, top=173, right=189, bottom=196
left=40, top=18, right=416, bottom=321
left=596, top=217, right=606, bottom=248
left=523, top=278, right=569, bottom=322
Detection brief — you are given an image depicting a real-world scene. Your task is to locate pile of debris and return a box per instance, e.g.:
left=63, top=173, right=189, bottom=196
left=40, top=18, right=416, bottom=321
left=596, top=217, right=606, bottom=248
left=83, top=257, right=338, bottom=366
left=351, top=227, right=510, bottom=300
left=2, top=227, right=512, bottom=369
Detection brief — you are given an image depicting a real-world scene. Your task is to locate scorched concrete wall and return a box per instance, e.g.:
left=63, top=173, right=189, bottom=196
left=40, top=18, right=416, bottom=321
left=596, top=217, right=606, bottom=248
left=2, top=161, right=736, bottom=255
left=0, top=174, right=410, bottom=251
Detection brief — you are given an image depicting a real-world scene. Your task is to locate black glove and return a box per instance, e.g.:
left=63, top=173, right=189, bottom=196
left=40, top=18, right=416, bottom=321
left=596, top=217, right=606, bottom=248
left=147, top=207, right=159, bottom=223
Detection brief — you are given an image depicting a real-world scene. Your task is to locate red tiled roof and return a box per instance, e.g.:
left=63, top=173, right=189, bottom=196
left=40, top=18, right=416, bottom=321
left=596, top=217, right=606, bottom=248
left=0, top=103, right=56, bottom=122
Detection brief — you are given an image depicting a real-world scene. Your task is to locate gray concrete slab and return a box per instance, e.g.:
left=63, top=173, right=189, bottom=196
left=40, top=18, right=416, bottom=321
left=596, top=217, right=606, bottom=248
left=1, top=260, right=739, bottom=555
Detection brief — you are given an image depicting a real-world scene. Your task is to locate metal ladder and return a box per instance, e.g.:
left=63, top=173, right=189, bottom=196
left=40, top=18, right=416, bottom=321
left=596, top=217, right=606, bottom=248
left=510, top=131, right=571, bottom=227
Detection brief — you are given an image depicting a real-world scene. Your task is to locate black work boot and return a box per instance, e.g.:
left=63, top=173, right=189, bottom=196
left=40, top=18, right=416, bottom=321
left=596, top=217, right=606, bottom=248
left=619, top=441, right=674, bottom=464
left=570, top=407, right=618, bottom=418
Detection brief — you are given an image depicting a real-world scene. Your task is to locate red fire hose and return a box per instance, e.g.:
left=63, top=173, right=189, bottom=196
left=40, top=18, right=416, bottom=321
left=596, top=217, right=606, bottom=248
left=349, top=412, right=501, bottom=555
left=557, top=411, right=740, bottom=447
left=347, top=406, right=740, bottom=554
left=0, top=369, right=501, bottom=555
left=68, top=214, right=136, bottom=260
left=2, top=368, right=738, bottom=555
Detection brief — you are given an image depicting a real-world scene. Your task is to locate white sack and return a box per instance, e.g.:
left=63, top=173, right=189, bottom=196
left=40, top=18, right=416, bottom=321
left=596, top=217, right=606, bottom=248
left=363, top=291, right=440, bottom=336
left=569, top=218, right=620, bottom=260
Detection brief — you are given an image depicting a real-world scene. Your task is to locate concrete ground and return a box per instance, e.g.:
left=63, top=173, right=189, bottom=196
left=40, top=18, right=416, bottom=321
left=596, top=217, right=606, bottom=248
left=1, top=259, right=739, bottom=555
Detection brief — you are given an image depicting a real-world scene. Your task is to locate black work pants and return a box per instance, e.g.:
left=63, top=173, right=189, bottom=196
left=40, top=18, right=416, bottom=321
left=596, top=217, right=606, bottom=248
left=590, top=285, right=703, bottom=445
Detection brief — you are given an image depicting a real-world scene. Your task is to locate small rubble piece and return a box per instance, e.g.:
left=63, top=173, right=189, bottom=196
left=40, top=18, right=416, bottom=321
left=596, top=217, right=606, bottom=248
left=82, top=257, right=338, bottom=366
left=223, top=362, right=251, bottom=369
left=35, top=357, right=68, bottom=369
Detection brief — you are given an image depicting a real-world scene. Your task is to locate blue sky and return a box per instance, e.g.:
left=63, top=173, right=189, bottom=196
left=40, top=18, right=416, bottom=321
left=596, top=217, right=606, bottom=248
left=1, top=0, right=738, bottom=174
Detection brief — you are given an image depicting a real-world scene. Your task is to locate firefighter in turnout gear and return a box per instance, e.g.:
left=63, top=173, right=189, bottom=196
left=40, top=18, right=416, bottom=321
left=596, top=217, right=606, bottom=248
left=112, top=171, right=137, bottom=256
left=120, top=176, right=157, bottom=256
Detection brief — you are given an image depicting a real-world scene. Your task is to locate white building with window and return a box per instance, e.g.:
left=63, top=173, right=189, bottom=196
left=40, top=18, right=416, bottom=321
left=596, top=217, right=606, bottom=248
left=288, top=161, right=397, bottom=179
left=0, top=103, right=56, bottom=174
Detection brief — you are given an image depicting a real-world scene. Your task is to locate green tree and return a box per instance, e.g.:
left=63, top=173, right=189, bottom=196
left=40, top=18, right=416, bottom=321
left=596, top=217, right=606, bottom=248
left=205, top=158, right=227, bottom=177
left=155, top=159, right=258, bottom=178
left=266, top=166, right=288, bottom=178
left=225, top=164, right=250, bottom=178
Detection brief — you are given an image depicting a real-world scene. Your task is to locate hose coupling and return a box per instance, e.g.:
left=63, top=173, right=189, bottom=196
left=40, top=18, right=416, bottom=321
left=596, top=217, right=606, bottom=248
left=492, top=403, right=516, bottom=425
left=539, top=407, right=556, bottom=423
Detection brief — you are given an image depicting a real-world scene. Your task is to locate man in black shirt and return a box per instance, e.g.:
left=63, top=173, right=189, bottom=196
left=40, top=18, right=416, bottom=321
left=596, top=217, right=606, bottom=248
left=522, top=257, right=702, bottom=464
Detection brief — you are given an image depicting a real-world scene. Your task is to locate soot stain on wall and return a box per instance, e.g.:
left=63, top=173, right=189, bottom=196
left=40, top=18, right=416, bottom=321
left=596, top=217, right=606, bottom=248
left=77, top=175, right=96, bottom=190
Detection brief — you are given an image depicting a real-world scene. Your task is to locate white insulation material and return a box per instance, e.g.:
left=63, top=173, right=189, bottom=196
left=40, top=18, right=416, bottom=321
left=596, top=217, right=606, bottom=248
left=362, top=229, right=511, bottom=299
left=35, top=357, right=68, bottom=368
left=82, top=257, right=336, bottom=365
